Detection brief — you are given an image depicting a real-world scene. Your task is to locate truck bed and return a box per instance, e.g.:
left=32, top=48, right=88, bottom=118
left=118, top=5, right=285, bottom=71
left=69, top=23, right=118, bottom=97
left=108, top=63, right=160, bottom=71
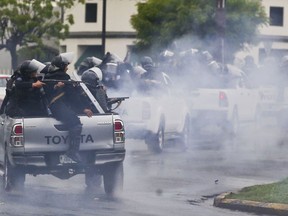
left=22, top=114, right=115, bottom=153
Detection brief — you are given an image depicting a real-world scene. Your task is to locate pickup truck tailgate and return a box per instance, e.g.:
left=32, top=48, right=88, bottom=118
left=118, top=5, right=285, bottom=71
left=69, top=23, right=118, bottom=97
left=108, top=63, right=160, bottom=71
left=189, top=89, right=224, bottom=110
left=23, top=115, right=115, bottom=153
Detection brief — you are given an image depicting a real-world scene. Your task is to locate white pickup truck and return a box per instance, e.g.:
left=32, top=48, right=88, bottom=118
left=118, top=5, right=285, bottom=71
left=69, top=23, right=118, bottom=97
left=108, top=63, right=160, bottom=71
left=187, top=65, right=260, bottom=137
left=115, top=91, right=190, bottom=153
left=257, top=85, right=288, bottom=129
left=0, top=80, right=126, bottom=196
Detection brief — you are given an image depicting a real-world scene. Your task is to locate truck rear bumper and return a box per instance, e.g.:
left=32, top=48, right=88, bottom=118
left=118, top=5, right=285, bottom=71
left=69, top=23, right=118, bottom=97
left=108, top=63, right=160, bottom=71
left=11, top=150, right=126, bottom=168
left=191, top=110, right=228, bottom=126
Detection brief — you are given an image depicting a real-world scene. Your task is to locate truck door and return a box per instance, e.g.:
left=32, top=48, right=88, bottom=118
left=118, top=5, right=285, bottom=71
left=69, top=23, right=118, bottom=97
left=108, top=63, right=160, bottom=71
left=236, top=77, right=253, bottom=121
left=241, top=76, right=259, bottom=121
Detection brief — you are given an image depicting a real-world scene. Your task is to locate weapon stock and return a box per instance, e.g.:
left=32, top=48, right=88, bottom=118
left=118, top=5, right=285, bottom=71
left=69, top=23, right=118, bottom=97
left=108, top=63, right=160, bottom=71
left=42, top=79, right=83, bottom=85
left=107, top=97, right=129, bottom=106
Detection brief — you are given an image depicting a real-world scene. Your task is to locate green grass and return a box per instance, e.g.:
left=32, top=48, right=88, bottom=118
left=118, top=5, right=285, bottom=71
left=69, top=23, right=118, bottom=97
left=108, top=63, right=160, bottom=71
left=226, top=178, right=288, bottom=204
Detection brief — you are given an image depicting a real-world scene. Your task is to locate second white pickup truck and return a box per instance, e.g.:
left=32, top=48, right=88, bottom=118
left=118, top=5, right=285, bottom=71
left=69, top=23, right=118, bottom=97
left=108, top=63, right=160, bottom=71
left=187, top=65, right=260, bottom=137
left=116, top=92, right=190, bottom=153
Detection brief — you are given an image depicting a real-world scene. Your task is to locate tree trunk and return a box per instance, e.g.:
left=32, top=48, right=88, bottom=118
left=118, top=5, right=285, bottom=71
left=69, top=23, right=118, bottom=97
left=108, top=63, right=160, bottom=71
left=9, top=45, right=18, bottom=73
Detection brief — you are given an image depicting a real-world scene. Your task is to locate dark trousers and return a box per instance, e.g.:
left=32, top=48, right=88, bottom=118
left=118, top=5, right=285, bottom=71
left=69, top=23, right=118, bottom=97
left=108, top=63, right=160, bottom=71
left=50, top=100, right=82, bottom=152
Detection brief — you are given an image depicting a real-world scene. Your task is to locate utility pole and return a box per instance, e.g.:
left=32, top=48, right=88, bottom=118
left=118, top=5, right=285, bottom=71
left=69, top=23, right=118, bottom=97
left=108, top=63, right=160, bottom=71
left=215, top=0, right=225, bottom=66
left=102, top=0, right=107, bottom=56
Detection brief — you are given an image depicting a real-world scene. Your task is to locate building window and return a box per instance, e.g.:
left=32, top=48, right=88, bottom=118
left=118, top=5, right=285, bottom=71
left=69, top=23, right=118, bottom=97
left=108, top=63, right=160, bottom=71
left=85, top=3, right=97, bottom=23
left=270, top=7, right=283, bottom=26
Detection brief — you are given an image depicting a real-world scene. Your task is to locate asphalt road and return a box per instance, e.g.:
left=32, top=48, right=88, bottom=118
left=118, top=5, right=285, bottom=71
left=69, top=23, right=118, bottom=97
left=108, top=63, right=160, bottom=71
left=0, top=122, right=287, bottom=216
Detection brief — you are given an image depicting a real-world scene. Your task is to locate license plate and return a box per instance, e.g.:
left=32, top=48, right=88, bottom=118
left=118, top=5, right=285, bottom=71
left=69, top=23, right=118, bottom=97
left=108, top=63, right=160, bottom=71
left=59, top=154, right=77, bottom=164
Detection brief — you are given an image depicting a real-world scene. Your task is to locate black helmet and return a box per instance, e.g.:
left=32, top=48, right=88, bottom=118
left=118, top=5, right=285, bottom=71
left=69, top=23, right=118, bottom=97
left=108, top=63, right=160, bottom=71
left=19, top=60, right=39, bottom=77
left=51, top=52, right=74, bottom=70
left=81, top=67, right=103, bottom=87
left=78, top=56, right=102, bottom=75
left=141, top=56, right=153, bottom=71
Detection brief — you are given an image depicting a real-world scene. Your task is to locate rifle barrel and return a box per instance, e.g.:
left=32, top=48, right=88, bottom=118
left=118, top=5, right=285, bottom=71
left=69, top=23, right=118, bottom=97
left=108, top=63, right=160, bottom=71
left=42, top=79, right=82, bottom=83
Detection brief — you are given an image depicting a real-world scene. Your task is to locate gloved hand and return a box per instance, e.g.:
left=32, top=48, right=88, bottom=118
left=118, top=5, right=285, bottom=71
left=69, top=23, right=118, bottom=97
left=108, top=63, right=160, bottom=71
left=83, top=108, right=93, bottom=117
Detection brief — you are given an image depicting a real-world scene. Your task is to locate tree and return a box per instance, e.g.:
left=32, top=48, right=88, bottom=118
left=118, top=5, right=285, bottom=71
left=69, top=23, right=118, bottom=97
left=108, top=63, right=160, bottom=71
left=0, top=0, right=85, bottom=70
left=131, top=0, right=268, bottom=62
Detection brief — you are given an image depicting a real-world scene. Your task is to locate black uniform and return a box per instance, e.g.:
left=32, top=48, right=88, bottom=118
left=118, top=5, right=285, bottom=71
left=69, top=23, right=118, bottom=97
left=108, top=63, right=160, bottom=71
left=81, top=69, right=109, bottom=113
left=84, top=84, right=109, bottom=113
left=44, top=69, right=87, bottom=162
left=139, top=66, right=167, bottom=94
left=5, top=75, right=46, bottom=117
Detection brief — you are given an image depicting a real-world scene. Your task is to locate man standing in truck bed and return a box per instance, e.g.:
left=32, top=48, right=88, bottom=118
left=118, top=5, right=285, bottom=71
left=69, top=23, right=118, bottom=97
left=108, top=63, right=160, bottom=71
left=138, top=56, right=168, bottom=95
left=4, top=60, right=47, bottom=117
left=44, top=52, right=93, bottom=163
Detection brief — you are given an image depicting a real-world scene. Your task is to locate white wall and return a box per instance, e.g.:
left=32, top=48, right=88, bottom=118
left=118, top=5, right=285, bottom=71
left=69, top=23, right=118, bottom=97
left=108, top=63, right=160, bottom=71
left=67, top=0, right=141, bottom=33
left=260, top=0, right=288, bottom=36
left=0, top=50, right=12, bottom=74
left=61, top=0, right=142, bottom=66
left=236, top=0, right=288, bottom=65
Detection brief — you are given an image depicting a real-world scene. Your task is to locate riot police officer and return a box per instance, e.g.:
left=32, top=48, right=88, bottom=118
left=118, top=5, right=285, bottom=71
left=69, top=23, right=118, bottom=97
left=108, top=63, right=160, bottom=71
left=77, top=56, right=102, bottom=76
left=44, top=52, right=93, bottom=163
left=5, top=60, right=46, bottom=117
left=139, top=56, right=168, bottom=94
left=81, top=67, right=109, bottom=113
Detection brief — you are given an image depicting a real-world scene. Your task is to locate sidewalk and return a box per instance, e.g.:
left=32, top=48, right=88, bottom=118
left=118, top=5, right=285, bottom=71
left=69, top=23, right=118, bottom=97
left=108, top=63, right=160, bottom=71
left=214, top=192, right=288, bottom=216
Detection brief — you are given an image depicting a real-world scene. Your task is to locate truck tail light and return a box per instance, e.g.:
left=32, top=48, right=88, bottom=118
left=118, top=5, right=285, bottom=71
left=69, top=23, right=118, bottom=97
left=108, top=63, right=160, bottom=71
left=114, top=121, right=123, bottom=131
left=219, top=91, right=228, bottom=107
left=114, top=119, right=125, bottom=143
left=11, top=123, right=24, bottom=147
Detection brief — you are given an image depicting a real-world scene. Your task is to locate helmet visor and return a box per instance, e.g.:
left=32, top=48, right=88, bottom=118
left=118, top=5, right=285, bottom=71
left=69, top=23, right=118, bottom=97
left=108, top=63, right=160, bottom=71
left=60, top=52, right=75, bottom=65
left=91, top=57, right=102, bottom=66
left=31, top=59, right=46, bottom=73
left=89, top=66, right=103, bottom=81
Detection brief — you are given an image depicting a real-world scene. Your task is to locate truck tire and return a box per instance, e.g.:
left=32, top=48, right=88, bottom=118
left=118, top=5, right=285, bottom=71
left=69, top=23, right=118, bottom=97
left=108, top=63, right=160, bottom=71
left=103, top=162, right=123, bottom=197
left=1, top=154, right=25, bottom=192
left=254, top=106, right=262, bottom=130
left=223, top=109, right=239, bottom=138
left=179, top=116, right=190, bottom=151
left=85, top=167, right=102, bottom=189
left=146, top=123, right=165, bottom=154
left=2, top=154, right=13, bottom=191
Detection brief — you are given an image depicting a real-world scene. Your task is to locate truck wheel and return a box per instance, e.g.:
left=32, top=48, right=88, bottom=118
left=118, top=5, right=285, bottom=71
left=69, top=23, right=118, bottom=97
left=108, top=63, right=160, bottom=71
left=146, top=123, right=165, bottom=154
left=2, top=154, right=13, bottom=191
left=2, top=154, right=25, bottom=192
left=180, top=116, right=190, bottom=151
left=103, top=162, right=123, bottom=197
left=85, top=167, right=102, bottom=189
left=254, top=106, right=262, bottom=130
left=227, top=110, right=239, bottom=137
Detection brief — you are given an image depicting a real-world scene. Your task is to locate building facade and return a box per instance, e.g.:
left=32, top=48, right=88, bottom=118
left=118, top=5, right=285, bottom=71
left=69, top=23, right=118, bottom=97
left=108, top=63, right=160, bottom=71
left=56, top=0, right=288, bottom=68
left=60, top=0, right=144, bottom=69
left=0, top=0, right=288, bottom=73
left=236, top=0, right=288, bottom=65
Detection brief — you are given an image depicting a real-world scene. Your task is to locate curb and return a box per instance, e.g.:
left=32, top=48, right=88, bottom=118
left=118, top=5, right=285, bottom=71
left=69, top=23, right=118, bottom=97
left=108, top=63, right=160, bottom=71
left=213, top=192, right=288, bottom=216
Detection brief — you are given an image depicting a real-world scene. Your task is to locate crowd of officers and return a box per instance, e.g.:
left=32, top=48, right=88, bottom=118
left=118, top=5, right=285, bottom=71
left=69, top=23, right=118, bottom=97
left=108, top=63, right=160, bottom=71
left=4, top=48, right=285, bottom=163
left=0, top=54, right=97, bottom=163
left=0, top=52, right=168, bottom=163
left=77, top=52, right=170, bottom=96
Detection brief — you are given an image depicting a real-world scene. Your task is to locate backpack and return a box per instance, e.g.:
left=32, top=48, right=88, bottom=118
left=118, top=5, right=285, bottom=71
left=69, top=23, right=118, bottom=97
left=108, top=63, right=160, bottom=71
left=6, top=69, right=21, bottom=96
left=0, top=70, right=21, bottom=115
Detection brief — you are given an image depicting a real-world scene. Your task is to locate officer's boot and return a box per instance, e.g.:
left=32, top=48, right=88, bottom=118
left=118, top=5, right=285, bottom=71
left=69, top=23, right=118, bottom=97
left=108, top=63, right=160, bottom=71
left=66, top=125, right=82, bottom=163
